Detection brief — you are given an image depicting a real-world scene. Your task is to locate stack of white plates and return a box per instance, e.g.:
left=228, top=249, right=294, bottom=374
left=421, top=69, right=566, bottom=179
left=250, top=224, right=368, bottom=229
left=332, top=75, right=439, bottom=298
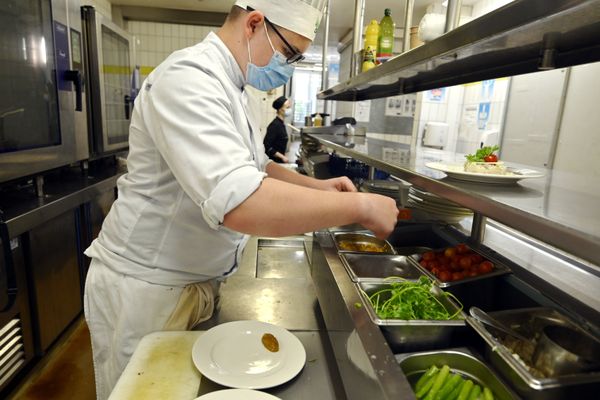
left=407, top=187, right=472, bottom=223
left=361, top=180, right=410, bottom=206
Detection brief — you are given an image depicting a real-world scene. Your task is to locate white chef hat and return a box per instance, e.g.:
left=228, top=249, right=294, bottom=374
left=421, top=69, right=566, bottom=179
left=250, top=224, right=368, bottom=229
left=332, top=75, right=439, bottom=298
left=234, top=0, right=326, bottom=41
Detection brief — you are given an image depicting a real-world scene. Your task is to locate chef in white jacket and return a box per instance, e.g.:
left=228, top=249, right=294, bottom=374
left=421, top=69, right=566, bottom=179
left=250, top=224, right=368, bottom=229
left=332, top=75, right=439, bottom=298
left=84, top=1, right=399, bottom=398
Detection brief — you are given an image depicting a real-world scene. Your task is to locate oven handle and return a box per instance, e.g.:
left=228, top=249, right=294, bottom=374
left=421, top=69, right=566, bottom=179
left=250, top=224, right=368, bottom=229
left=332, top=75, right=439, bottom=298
left=65, top=69, right=83, bottom=112
left=0, top=216, right=18, bottom=312
left=124, top=94, right=131, bottom=120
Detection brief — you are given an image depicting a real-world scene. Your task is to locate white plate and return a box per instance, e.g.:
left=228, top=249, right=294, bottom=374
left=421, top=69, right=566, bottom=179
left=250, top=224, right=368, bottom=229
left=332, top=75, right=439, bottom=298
left=407, top=193, right=470, bottom=213
left=409, top=187, right=462, bottom=207
left=426, top=162, right=544, bottom=184
left=194, top=389, right=281, bottom=400
left=192, top=320, right=306, bottom=389
left=408, top=199, right=473, bottom=216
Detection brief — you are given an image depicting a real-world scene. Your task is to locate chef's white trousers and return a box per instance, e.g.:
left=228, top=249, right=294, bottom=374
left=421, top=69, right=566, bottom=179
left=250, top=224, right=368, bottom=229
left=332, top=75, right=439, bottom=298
left=84, top=259, right=216, bottom=400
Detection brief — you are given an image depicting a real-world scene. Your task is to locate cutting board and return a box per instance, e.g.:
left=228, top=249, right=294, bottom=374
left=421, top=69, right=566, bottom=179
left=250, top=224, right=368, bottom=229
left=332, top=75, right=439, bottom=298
left=109, top=331, right=203, bottom=400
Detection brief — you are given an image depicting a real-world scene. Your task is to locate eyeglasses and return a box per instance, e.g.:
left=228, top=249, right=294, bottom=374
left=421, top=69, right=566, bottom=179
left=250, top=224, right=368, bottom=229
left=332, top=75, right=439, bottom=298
left=247, top=7, right=305, bottom=64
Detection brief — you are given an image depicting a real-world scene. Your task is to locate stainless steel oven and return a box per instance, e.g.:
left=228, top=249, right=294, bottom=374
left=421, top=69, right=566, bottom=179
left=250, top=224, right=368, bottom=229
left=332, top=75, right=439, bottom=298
left=0, top=0, right=88, bottom=184
left=82, top=6, right=134, bottom=158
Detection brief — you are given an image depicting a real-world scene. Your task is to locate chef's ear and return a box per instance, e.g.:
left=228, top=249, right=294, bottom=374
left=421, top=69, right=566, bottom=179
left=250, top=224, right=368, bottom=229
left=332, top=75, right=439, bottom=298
left=245, top=10, right=264, bottom=37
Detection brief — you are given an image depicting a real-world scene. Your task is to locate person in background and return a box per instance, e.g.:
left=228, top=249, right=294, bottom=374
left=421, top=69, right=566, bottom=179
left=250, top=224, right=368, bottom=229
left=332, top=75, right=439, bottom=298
left=264, top=95, right=291, bottom=163
left=83, top=1, right=399, bottom=399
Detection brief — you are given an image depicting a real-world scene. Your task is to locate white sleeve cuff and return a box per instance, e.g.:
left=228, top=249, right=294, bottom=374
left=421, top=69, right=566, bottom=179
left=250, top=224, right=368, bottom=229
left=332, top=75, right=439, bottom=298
left=201, top=165, right=267, bottom=229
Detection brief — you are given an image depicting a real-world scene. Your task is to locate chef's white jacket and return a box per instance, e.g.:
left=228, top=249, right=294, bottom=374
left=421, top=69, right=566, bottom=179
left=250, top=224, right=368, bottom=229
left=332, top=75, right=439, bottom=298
left=85, top=32, right=271, bottom=286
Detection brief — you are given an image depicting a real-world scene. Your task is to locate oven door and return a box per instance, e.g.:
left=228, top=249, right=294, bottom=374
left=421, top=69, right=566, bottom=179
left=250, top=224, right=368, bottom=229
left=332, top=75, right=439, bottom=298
left=82, top=6, right=134, bottom=157
left=0, top=0, right=88, bottom=184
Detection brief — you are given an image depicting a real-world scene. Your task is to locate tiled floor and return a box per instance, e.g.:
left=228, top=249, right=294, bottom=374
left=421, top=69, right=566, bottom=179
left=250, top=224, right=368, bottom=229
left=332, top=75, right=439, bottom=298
left=8, top=317, right=96, bottom=400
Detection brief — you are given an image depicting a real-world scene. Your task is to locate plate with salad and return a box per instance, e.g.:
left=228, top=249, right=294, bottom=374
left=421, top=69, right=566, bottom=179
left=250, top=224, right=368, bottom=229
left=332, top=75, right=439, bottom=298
left=426, top=146, right=544, bottom=184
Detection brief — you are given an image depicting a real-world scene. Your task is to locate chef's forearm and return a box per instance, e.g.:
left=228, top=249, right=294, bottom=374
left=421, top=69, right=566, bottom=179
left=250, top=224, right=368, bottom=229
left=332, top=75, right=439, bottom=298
left=223, top=177, right=368, bottom=237
left=265, top=161, right=324, bottom=189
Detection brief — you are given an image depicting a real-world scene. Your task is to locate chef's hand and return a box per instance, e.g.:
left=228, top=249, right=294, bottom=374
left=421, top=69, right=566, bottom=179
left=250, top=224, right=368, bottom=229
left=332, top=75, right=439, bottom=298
left=318, top=176, right=357, bottom=192
left=359, top=193, right=399, bottom=239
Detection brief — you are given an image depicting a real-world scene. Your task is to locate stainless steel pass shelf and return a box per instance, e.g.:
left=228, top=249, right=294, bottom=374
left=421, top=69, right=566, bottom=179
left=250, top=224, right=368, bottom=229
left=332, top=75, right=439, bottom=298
left=318, top=0, right=600, bottom=101
left=305, top=133, right=600, bottom=269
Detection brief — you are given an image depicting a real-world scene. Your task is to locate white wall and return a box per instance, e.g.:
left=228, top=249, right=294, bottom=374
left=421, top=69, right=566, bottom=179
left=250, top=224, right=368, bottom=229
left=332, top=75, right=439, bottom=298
left=456, top=78, right=508, bottom=154
left=126, top=21, right=214, bottom=82
left=501, top=69, right=567, bottom=167
left=552, top=62, right=600, bottom=192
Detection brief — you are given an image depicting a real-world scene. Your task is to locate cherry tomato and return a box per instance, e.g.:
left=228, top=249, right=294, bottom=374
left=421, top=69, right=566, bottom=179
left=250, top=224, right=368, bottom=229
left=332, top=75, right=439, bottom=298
left=479, top=261, right=494, bottom=274
left=467, top=269, right=479, bottom=277
left=419, top=260, right=430, bottom=269
left=471, top=254, right=484, bottom=263
left=431, top=267, right=440, bottom=276
left=422, top=252, right=435, bottom=261
left=459, top=256, right=473, bottom=269
left=451, top=272, right=465, bottom=281
left=456, top=244, right=469, bottom=254
left=450, top=261, right=460, bottom=271
left=444, top=247, right=457, bottom=258
left=484, top=154, right=498, bottom=162
left=439, top=271, right=452, bottom=282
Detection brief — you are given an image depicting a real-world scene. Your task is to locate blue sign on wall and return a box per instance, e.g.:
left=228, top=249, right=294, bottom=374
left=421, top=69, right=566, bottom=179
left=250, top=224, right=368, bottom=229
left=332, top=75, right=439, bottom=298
left=478, top=102, right=491, bottom=130
left=481, top=79, right=495, bottom=101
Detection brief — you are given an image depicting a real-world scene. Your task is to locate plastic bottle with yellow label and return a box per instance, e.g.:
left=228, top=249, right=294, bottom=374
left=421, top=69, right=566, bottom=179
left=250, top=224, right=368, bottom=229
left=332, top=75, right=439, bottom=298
left=362, top=20, right=379, bottom=72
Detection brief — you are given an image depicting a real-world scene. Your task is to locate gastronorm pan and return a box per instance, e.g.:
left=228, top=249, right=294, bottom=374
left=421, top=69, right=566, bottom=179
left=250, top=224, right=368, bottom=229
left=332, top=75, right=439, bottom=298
left=332, top=232, right=396, bottom=254
left=468, top=307, right=600, bottom=399
left=396, top=349, right=517, bottom=400
left=340, top=253, right=425, bottom=283
left=408, top=246, right=511, bottom=287
left=357, top=282, right=465, bottom=351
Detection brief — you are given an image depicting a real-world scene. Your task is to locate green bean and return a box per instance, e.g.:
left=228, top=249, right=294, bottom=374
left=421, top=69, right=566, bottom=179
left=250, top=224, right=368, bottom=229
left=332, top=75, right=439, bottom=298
left=416, top=371, right=438, bottom=398
left=483, top=386, right=494, bottom=400
left=435, top=373, right=462, bottom=400
left=445, top=381, right=465, bottom=400
left=457, top=379, right=474, bottom=400
left=467, top=384, right=481, bottom=400
left=415, top=365, right=439, bottom=393
left=424, top=365, right=451, bottom=400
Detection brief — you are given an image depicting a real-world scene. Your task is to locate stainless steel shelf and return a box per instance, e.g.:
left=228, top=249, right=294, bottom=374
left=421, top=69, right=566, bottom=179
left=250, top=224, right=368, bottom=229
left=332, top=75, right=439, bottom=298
left=318, top=0, right=600, bottom=101
left=305, top=133, right=600, bottom=268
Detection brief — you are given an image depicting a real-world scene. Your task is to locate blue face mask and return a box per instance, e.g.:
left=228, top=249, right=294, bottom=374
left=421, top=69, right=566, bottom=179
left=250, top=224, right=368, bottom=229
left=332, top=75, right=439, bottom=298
left=246, top=23, right=295, bottom=91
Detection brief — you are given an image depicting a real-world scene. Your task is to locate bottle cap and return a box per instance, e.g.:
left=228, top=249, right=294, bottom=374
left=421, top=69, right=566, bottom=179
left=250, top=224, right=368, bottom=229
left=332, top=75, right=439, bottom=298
left=385, top=8, right=391, bottom=16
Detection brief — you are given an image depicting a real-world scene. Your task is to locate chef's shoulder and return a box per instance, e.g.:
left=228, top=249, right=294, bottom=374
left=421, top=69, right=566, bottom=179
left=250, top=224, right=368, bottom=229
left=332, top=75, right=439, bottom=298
left=145, top=45, right=230, bottom=101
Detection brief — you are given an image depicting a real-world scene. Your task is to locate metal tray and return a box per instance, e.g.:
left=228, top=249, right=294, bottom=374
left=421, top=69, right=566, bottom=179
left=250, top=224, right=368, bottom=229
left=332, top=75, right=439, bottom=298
left=357, top=282, right=465, bottom=352
left=396, top=349, right=517, bottom=400
left=339, top=253, right=425, bottom=283
left=408, top=246, right=512, bottom=287
left=332, top=232, right=396, bottom=254
left=468, top=307, right=600, bottom=399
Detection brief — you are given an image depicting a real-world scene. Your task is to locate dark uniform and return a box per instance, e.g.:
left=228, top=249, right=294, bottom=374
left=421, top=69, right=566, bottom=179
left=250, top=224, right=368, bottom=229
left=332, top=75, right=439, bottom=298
left=264, top=117, right=288, bottom=163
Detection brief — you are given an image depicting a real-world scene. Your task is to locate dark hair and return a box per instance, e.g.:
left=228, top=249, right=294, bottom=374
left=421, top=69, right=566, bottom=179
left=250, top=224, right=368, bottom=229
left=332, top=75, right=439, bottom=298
left=272, top=96, right=288, bottom=110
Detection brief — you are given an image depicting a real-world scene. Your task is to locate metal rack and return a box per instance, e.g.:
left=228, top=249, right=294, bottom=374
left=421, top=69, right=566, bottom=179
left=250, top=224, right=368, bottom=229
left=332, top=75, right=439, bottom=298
left=304, top=134, right=600, bottom=269
left=318, top=0, right=600, bottom=101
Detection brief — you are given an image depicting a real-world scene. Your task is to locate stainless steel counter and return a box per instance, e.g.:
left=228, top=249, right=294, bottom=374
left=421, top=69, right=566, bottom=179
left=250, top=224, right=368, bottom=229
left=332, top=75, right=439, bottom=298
left=310, top=231, right=417, bottom=400
left=194, top=237, right=346, bottom=399
left=306, top=133, right=600, bottom=269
